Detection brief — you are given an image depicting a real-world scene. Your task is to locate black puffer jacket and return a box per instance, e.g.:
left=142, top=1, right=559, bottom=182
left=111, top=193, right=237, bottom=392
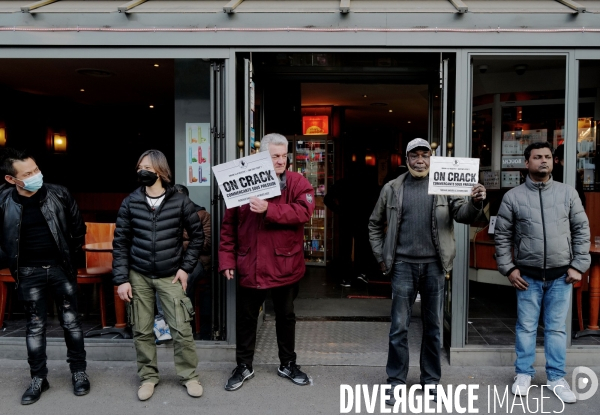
left=0, top=184, right=86, bottom=286
left=112, top=186, right=204, bottom=285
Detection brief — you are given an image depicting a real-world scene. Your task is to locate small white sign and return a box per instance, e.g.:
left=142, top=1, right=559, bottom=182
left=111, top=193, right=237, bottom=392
left=482, top=171, right=500, bottom=190
left=428, top=157, right=480, bottom=196
left=212, top=151, right=281, bottom=209
left=502, top=156, right=526, bottom=169
left=488, top=216, right=497, bottom=235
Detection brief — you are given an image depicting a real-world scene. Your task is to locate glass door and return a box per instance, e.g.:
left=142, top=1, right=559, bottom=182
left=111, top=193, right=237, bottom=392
left=467, top=54, right=567, bottom=347
left=572, top=58, right=600, bottom=345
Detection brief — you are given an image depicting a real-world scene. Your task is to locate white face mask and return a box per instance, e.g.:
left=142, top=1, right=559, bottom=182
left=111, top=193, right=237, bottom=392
left=407, top=164, right=429, bottom=178
left=13, top=172, right=44, bottom=192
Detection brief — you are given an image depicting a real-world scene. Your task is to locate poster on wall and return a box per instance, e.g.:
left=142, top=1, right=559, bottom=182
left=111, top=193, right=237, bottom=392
left=186, top=123, right=210, bottom=187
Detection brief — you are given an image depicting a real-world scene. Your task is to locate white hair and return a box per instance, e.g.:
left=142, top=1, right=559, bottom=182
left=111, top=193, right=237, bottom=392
left=260, top=133, right=288, bottom=152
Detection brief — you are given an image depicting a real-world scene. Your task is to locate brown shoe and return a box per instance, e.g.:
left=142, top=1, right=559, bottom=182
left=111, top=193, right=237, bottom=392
left=185, top=380, right=203, bottom=398
left=138, top=383, right=155, bottom=401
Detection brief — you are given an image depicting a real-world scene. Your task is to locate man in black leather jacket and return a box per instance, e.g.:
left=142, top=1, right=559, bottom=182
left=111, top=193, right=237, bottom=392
left=0, top=148, right=90, bottom=405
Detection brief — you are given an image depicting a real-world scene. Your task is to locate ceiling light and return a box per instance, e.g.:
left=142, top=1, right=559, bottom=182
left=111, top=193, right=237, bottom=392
left=407, top=121, right=411, bottom=124
left=77, top=68, right=114, bottom=78
left=363, top=94, right=367, bottom=98
left=435, top=95, right=439, bottom=98
left=154, top=64, right=159, bottom=67
left=80, top=89, right=85, bottom=92
left=149, top=105, right=154, bottom=109
left=389, top=109, right=393, bottom=113
left=518, top=111, right=522, bottom=114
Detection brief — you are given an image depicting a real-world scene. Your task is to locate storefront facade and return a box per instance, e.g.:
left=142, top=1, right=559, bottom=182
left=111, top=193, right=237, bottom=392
left=1, top=0, right=600, bottom=365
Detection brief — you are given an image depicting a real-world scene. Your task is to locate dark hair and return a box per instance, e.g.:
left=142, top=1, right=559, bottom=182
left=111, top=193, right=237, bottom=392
left=524, top=141, right=553, bottom=161
left=554, top=144, right=565, bottom=161
left=0, top=148, right=35, bottom=177
left=174, top=184, right=189, bottom=196
left=136, top=149, right=172, bottom=184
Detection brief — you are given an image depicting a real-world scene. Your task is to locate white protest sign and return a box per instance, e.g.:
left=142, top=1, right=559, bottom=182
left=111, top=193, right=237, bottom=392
left=428, top=157, right=480, bottom=196
left=212, top=151, right=281, bottom=209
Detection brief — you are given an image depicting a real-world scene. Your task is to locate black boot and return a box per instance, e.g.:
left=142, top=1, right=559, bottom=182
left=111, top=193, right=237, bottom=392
left=21, top=377, right=49, bottom=405
left=72, top=371, right=90, bottom=396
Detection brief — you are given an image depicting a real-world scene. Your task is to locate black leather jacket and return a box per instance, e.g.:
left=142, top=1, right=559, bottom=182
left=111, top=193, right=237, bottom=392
left=0, top=184, right=86, bottom=286
left=112, top=186, right=204, bottom=286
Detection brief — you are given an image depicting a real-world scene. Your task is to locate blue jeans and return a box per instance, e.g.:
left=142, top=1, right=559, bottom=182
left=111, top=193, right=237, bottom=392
left=387, top=260, right=444, bottom=386
left=515, top=274, right=571, bottom=381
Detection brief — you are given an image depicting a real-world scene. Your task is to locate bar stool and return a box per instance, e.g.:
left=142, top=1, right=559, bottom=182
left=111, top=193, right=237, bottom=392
left=0, top=268, right=16, bottom=329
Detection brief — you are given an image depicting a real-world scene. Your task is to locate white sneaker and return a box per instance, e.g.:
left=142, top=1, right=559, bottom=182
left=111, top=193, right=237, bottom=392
left=153, top=318, right=166, bottom=339
left=547, top=378, right=577, bottom=403
left=512, top=374, right=532, bottom=396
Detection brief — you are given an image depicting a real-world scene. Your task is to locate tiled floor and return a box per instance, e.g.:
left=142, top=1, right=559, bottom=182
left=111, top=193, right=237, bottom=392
left=468, top=281, right=600, bottom=346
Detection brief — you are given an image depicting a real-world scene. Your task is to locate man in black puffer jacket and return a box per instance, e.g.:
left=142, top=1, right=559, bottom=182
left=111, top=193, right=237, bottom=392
left=112, top=149, right=204, bottom=401
left=0, top=148, right=90, bottom=404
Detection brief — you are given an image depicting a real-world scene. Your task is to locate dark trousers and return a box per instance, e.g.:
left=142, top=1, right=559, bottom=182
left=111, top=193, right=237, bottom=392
left=236, top=282, right=299, bottom=367
left=17, top=266, right=87, bottom=378
left=387, top=261, right=444, bottom=386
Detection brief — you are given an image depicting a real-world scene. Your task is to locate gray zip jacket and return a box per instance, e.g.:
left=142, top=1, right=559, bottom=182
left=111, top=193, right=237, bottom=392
left=368, top=172, right=482, bottom=275
left=494, top=175, right=590, bottom=277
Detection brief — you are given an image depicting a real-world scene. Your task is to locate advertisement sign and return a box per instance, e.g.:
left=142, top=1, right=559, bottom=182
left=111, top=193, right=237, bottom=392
left=428, top=157, right=480, bottom=196
left=212, top=151, right=281, bottom=208
left=501, top=156, right=526, bottom=169
left=186, top=123, right=210, bottom=186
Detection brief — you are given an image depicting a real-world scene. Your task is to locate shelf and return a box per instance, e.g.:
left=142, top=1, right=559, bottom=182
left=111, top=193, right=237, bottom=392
left=305, top=226, right=325, bottom=230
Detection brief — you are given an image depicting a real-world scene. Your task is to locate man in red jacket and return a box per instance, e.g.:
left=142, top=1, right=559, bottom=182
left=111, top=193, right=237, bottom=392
left=219, top=133, right=315, bottom=391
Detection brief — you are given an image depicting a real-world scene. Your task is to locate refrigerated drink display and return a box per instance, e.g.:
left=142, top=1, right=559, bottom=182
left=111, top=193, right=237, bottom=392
left=287, top=135, right=335, bottom=266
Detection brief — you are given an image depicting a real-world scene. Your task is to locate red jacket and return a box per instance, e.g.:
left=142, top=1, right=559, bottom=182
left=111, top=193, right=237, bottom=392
left=218, top=171, right=315, bottom=289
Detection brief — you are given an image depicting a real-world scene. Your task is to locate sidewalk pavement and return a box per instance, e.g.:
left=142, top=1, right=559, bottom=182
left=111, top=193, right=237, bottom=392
left=0, top=358, right=598, bottom=415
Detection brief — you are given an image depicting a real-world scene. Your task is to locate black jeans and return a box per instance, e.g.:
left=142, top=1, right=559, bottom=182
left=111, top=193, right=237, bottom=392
left=237, top=282, right=299, bottom=367
left=17, top=266, right=87, bottom=378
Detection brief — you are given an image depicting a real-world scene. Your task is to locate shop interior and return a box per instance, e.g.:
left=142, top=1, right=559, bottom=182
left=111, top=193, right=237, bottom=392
left=250, top=52, right=443, bottom=319
left=0, top=58, right=220, bottom=341
left=468, top=56, right=600, bottom=346
left=1, top=53, right=598, bottom=347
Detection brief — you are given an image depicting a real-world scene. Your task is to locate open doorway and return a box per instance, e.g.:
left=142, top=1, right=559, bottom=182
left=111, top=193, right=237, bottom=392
left=248, top=52, right=449, bottom=319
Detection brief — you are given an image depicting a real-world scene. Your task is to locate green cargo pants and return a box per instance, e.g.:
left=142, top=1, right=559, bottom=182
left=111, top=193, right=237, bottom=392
left=128, top=270, right=199, bottom=385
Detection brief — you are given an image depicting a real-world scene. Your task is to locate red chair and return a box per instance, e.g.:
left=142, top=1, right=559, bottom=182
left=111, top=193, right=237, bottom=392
left=77, top=222, right=115, bottom=329
left=0, top=268, right=16, bottom=329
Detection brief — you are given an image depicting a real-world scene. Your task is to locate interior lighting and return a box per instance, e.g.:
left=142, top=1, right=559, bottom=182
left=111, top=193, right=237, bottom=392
left=53, top=133, right=67, bottom=152
left=0, top=124, right=6, bottom=147
left=149, top=105, right=154, bottom=109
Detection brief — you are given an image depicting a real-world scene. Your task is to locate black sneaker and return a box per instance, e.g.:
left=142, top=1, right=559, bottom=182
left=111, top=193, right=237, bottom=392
left=422, top=384, right=438, bottom=402
left=385, top=384, right=402, bottom=406
left=278, top=361, right=310, bottom=385
left=340, top=280, right=351, bottom=288
left=72, top=371, right=90, bottom=396
left=21, top=377, right=49, bottom=405
left=225, top=364, right=254, bottom=391
left=356, top=274, right=369, bottom=284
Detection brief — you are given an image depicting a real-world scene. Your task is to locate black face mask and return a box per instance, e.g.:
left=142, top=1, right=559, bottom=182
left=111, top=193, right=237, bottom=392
left=137, top=170, right=159, bottom=187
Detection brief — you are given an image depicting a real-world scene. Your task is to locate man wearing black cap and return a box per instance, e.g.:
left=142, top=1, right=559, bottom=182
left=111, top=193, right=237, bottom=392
left=369, top=138, right=486, bottom=404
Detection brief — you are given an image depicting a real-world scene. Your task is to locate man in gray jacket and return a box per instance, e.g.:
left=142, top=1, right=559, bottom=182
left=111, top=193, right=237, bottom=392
left=495, top=141, right=590, bottom=403
left=369, top=138, right=486, bottom=402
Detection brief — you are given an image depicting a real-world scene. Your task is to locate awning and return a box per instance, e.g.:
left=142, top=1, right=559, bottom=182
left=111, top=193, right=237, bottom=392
left=4, top=0, right=597, bottom=15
